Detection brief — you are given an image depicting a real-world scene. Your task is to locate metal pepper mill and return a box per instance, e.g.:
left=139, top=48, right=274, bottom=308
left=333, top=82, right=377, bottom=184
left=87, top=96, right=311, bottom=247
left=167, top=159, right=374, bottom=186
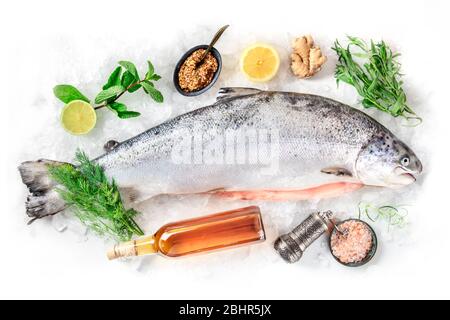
left=274, top=211, right=334, bottom=263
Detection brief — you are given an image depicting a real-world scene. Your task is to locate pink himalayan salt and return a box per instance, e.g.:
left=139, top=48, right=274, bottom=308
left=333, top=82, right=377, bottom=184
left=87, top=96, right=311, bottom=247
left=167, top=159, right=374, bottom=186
left=331, top=220, right=373, bottom=264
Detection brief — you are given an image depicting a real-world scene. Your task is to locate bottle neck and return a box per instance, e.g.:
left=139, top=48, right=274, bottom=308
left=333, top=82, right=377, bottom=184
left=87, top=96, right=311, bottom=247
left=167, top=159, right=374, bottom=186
left=107, top=235, right=157, bottom=260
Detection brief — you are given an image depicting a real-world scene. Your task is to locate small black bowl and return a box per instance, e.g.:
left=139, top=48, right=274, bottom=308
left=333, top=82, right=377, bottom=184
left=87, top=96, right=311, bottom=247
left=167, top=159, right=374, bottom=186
left=329, top=219, right=378, bottom=267
left=173, top=45, right=222, bottom=97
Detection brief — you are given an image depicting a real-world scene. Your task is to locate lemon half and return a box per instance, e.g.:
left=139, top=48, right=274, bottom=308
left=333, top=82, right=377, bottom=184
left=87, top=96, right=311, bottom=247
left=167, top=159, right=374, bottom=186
left=240, top=43, right=280, bottom=82
left=61, top=100, right=97, bottom=135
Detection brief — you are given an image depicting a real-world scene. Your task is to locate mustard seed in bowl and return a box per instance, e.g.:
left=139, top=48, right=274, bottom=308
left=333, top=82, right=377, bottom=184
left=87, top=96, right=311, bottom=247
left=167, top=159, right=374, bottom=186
left=178, top=49, right=219, bottom=93
left=330, top=219, right=377, bottom=266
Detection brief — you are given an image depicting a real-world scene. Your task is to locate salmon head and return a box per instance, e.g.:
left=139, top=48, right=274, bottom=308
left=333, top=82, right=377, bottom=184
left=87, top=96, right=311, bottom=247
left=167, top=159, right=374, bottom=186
left=355, top=132, right=423, bottom=188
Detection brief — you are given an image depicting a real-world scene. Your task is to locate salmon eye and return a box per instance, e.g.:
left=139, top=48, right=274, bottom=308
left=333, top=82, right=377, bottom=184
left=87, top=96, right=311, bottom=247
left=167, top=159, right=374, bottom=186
left=401, top=156, right=410, bottom=167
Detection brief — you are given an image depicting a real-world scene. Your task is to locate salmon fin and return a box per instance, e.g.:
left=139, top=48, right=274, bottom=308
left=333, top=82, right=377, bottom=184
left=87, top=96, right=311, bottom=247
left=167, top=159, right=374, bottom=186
left=104, top=140, right=120, bottom=152
left=18, top=159, right=68, bottom=223
left=208, top=182, right=364, bottom=201
left=204, top=187, right=227, bottom=193
left=216, top=87, right=262, bottom=102
left=321, top=167, right=353, bottom=177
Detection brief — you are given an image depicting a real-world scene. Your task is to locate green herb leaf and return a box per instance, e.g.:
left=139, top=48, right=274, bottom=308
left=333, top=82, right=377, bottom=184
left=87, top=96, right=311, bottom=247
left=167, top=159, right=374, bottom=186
left=118, top=111, right=141, bottom=119
left=332, top=36, right=420, bottom=123
left=121, top=70, right=135, bottom=88
left=145, top=60, right=155, bottom=79
left=95, top=85, right=124, bottom=104
left=358, top=202, right=408, bottom=231
left=128, top=84, right=142, bottom=93
left=107, top=102, right=127, bottom=114
left=53, top=85, right=90, bottom=104
left=118, top=61, right=139, bottom=81
left=149, top=74, right=162, bottom=81
left=102, top=66, right=122, bottom=90
left=141, top=80, right=153, bottom=93
left=119, top=69, right=142, bottom=93
left=107, top=102, right=140, bottom=119
left=142, top=81, right=163, bottom=103
left=48, top=150, right=144, bottom=241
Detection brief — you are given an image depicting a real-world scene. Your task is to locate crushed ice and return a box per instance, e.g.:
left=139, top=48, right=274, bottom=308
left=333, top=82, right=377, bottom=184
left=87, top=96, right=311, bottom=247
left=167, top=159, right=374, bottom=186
left=15, top=25, right=429, bottom=273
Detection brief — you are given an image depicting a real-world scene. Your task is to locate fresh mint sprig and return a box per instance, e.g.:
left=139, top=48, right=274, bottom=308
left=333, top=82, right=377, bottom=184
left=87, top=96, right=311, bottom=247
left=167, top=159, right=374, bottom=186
left=53, top=60, right=163, bottom=119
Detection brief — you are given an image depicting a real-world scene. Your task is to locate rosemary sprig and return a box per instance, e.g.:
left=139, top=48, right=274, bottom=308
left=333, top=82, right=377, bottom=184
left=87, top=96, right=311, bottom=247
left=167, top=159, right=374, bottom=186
left=358, top=202, right=409, bottom=231
left=333, top=36, right=421, bottom=124
left=49, top=150, right=144, bottom=241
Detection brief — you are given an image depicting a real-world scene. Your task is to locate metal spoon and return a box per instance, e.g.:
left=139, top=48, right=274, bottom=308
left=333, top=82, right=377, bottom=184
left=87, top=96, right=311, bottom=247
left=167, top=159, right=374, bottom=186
left=335, top=224, right=347, bottom=236
left=332, top=220, right=348, bottom=236
left=197, top=25, right=229, bottom=67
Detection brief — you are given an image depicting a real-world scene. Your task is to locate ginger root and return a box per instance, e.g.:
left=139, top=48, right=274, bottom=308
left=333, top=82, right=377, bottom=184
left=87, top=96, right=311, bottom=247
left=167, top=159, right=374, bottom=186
left=291, top=35, right=327, bottom=78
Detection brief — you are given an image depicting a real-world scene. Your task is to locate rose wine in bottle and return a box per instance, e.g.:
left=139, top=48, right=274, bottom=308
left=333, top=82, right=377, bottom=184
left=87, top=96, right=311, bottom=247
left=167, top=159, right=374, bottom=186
left=107, top=206, right=266, bottom=260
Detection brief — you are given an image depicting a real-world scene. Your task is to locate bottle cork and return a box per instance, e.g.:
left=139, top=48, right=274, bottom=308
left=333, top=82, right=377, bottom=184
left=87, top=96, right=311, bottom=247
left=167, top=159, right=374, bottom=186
left=107, top=240, right=138, bottom=260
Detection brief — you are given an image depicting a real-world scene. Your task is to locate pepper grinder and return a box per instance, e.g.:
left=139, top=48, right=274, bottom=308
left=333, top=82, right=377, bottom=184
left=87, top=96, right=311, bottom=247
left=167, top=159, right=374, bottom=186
left=274, top=211, right=334, bottom=263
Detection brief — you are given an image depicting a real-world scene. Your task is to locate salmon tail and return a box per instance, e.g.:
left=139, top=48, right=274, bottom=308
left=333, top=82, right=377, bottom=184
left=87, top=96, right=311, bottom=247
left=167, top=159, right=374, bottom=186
left=204, top=182, right=364, bottom=201
left=18, top=159, right=68, bottom=224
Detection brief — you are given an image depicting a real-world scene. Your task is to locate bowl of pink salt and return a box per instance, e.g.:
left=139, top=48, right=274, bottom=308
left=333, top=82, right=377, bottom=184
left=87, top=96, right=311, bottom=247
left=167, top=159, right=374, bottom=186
left=329, top=219, right=377, bottom=267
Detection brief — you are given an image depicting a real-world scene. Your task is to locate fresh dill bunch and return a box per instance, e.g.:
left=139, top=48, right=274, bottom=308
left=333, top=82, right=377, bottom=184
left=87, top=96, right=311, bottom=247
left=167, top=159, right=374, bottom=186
left=333, top=36, right=421, bottom=124
left=48, top=150, right=144, bottom=241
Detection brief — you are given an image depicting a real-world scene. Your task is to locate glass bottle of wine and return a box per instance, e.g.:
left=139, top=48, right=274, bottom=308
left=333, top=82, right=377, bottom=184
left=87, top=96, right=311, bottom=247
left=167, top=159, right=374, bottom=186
left=107, top=206, right=266, bottom=260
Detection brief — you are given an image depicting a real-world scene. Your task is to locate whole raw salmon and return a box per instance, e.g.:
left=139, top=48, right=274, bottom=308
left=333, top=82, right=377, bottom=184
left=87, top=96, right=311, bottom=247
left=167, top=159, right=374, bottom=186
left=19, top=88, right=422, bottom=222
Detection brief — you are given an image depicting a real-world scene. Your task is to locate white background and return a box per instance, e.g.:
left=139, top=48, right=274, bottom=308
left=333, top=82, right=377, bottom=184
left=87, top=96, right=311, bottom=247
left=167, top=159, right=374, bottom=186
left=1, top=0, right=449, bottom=299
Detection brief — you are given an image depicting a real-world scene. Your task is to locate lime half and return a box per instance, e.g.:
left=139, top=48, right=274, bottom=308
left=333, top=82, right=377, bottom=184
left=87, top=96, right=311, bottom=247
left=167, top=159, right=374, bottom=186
left=61, top=100, right=97, bottom=135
